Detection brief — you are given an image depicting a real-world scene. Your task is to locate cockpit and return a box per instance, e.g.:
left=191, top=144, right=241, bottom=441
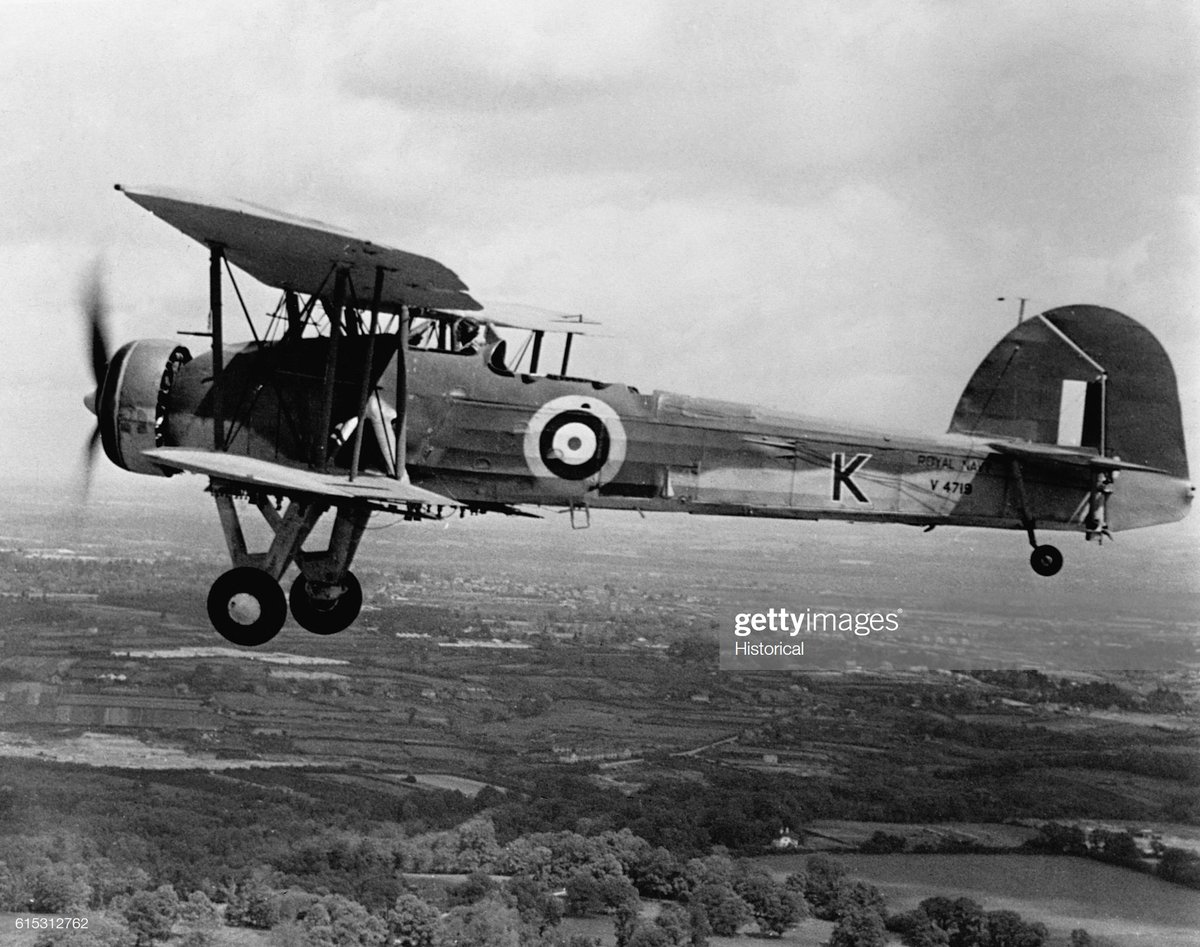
left=408, top=311, right=600, bottom=384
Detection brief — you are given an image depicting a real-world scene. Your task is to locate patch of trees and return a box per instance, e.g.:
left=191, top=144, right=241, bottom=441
left=491, top=734, right=1185, bottom=833
left=1026, top=821, right=1200, bottom=891
left=361, top=827, right=812, bottom=941
left=665, top=637, right=713, bottom=664
left=887, top=896, right=1050, bottom=947
left=25, top=885, right=220, bottom=947
left=859, top=830, right=907, bottom=853
left=1023, top=822, right=1146, bottom=871
left=0, top=756, right=496, bottom=898
left=224, top=872, right=595, bottom=946
left=968, top=670, right=1187, bottom=714
left=272, top=835, right=405, bottom=911
left=950, top=745, right=1199, bottom=785
left=485, top=769, right=808, bottom=855
left=1157, top=846, right=1200, bottom=889
left=5, top=812, right=1086, bottom=947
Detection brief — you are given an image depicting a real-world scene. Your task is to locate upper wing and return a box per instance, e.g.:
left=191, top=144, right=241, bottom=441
left=986, top=440, right=1168, bottom=474
left=117, top=184, right=481, bottom=313
left=143, top=448, right=460, bottom=511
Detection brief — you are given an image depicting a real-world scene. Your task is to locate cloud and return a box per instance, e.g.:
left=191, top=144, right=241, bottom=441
left=0, top=0, right=1196, bottom=483
left=341, top=0, right=666, bottom=109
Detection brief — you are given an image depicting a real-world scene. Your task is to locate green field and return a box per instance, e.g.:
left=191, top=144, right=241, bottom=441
left=759, top=853, right=1200, bottom=946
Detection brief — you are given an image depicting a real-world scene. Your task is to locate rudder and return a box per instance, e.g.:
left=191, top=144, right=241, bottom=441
left=949, top=305, right=1188, bottom=479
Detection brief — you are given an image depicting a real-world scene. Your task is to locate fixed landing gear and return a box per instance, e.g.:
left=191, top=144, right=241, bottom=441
left=1029, top=544, right=1063, bottom=577
left=289, top=572, right=362, bottom=635
left=208, top=566, right=288, bottom=647
left=207, top=490, right=370, bottom=645
left=1008, top=458, right=1065, bottom=579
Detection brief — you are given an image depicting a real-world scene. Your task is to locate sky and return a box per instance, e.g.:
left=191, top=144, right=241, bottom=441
left=1, top=0, right=1197, bottom=501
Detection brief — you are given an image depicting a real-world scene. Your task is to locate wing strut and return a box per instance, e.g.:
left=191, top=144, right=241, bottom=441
left=349, top=266, right=385, bottom=481
left=208, top=242, right=225, bottom=450
left=284, top=290, right=303, bottom=338
left=316, top=267, right=348, bottom=471
left=560, top=332, right=574, bottom=375
left=395, top=305, right=409, bottom=478
left=530, top=330, right=544, bottom=373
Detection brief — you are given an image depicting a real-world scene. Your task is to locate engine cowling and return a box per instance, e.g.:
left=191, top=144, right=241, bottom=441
left=98, top=339, right=192, bottom=475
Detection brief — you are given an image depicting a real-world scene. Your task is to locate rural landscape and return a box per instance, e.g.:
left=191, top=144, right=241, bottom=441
left=1, top=482, right=1198, bottom=946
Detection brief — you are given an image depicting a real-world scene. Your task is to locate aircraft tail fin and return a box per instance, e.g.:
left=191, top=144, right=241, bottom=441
left=949, top=305, right=1188, bottom=479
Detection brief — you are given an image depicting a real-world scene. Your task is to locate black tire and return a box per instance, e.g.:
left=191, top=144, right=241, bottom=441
left=289, top=571, right=362, bottom=635
left=1030, top=544, right=1064, bottom=577
left=207, top=567, right=287, bottom=647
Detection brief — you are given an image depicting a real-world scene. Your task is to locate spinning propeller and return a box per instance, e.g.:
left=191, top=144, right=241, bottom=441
left=81, top=264, right=110, bottom=496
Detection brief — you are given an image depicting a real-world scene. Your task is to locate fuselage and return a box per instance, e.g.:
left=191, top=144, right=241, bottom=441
left=160, top=337, right=1192, bottom=535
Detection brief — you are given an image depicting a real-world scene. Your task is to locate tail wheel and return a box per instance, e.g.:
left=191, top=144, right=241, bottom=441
left=207, top=567, right=287, bottom=647
left=1030, top=544, right=1064, bottom=577
left=289, top=571, right=362, bottom=635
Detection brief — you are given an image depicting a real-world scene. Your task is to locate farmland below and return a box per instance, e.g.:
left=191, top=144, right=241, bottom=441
left=760, top=853, right=1200, bottom=947
left=0, top=489, right=1197, bottom=944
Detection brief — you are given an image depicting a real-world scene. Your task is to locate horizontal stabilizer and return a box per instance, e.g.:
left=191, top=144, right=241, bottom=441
left=143, top=448, right=460, bottom=509
left=986, top=441, right=1168, bottom=474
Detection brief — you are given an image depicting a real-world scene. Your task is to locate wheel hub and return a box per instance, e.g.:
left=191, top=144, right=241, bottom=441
left=307, top=582, right=345, bottom=606
left=289, top=571, right=363, bottom=635
left=226, top=592, right=263, bottom=625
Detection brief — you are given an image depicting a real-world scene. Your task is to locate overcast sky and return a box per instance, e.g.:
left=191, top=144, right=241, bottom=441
left=1, top=0, right=1196, bottom=500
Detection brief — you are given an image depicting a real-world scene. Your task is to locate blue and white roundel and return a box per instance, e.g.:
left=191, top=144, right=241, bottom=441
left=523, top=395, right=626, bottom=483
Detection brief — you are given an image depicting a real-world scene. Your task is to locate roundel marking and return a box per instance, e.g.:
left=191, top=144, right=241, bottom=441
left=540, top=409, right=607, bottom=479
left=524, top=395, right=627, bottom=483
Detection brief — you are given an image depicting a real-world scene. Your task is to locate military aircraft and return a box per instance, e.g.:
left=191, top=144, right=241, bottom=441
left=84, top=185, right=1193, bottom=646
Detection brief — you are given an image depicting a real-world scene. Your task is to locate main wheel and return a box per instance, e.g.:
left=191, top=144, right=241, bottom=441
left=207, top=567, right=287, bottom=647
left=1030, top=544, right=1064, bottom=577
left=289, top=571, right=362, bottom=635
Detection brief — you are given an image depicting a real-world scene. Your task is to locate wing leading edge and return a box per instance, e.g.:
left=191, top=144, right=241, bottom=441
left=143, top=448, right=460, bottom=510
left=117, top=184, right=482, bottom=313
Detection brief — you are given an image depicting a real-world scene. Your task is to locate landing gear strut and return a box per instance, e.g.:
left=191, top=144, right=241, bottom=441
left=208, top=488, right=370, bottom=645
left=1009, top=459, right=1063, bottom=578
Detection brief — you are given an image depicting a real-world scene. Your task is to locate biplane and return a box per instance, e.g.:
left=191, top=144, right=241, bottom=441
left=84, top=185, right=1193, bottom=646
